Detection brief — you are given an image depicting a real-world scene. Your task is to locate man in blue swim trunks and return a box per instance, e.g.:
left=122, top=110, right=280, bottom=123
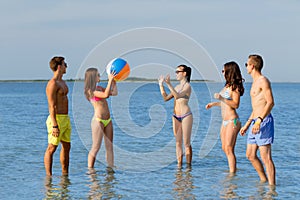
left=240, top=54, right=276, bottom=185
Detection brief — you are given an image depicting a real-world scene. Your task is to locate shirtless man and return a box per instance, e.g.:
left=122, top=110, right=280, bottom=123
left=240, top=54, right=276, bottom=185
left=44, top=56, right=71, bottom=176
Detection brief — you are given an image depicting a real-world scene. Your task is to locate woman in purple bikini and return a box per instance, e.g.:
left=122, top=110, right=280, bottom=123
left=206, top=61, right=244, bottom=173
left=158, top=64, right=193, bottom=168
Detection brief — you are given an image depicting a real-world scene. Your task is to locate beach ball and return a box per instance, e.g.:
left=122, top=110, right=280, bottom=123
left=106, top=58, right=130, bottom=81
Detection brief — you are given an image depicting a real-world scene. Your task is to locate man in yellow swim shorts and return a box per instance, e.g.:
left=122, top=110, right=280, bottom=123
left=44, top=56, right=71, bottom=176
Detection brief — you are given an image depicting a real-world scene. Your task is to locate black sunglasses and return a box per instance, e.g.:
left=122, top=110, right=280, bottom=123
left=175, top=70, right=184, bottom=74
left=245, top=63, right=248, bottom=67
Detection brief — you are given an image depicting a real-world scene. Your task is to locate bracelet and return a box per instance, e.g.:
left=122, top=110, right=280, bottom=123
left=53, top=125, right=59, bottom=128
left=257, top=117, right=263, bottom=122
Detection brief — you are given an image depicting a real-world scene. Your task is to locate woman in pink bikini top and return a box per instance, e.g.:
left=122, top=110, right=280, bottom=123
left=84, top=68, right=118, bottom=170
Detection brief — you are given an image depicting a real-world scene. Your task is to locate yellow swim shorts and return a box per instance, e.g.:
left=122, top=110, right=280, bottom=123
left=46, top=114, right=71, bottom=145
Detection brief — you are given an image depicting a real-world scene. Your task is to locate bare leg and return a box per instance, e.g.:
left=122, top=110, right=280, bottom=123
left=182, top=115, right=193, bottom=165
left=104, top=121, right=114, bottom=168
left=88, top=119, right=104, bottom=168
left=259, top=145, right=276, bottom=185
left=173, top=118, right=183, bottom=168
left=44, top=143, right=58, bottom=176
left=246, top=144, right=267, bottom=182
left=221, top=122, right=240, bottom=173
left=60, top=141, right=71, bottom=175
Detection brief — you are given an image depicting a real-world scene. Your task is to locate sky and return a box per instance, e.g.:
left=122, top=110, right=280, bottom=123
left=1, top=0, right=299, bottom=82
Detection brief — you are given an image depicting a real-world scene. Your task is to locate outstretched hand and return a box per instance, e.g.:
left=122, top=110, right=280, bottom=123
left=108, top=71, right=117, bottom=81
left=214, top=93, right=221, bottom=100
left=158, top=75, right=165, bottom=85
left=205, top=103, right=213, bottom=109
left=165, top=74, right=171, bottom=84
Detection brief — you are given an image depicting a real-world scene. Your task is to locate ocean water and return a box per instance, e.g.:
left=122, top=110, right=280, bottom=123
left=0, top=81, right=299, bottom=199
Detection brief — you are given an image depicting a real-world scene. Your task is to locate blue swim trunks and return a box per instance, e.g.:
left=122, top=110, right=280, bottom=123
left=247, top=114, right=274, bottom=146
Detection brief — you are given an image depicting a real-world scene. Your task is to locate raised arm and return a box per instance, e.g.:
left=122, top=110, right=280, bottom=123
left=158, top=75, right=173, bottom=101
left=93, top=72, right=116, bottom=99
left=110, top=79, right=118, bottom=96
left=165, top=74, right=190, bottom=99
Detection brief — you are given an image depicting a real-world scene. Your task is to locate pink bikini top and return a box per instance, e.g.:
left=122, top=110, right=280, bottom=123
left=90, top=96, right=102, bottom=102
left=90, top=86, right=103, bottom=102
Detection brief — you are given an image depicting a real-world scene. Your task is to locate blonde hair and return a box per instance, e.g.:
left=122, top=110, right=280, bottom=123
left=249, top=54, right=264, bottom=72
left=84, top=68, right=98, bottom=101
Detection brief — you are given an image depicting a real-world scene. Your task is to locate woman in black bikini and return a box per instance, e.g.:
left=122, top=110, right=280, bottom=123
left=206, top=61, right=244, bottom=173
left=158, top=64, right=193, bottom=168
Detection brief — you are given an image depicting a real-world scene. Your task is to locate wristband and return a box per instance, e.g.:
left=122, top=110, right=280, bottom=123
left=257, top=117, right=263, bottom=123
left=53, top=125, right=59, bottom=128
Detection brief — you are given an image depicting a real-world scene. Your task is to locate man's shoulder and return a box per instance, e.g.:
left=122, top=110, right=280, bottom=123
left=46, top=78, right=59, bottom=90
left=256, top=76, right=272, bottom=92
left=47, top=78, right=56, bottom=85
left=261, top=75, right=271, bottom=85
left=261, top=75, right=269, bottom=80
left=254, top=75, right=269, bottom=84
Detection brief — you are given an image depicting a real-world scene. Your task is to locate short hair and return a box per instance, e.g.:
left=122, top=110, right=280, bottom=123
left=49, top=56, right=65, bottom=72
left=249, top=54, right=263, bottom=72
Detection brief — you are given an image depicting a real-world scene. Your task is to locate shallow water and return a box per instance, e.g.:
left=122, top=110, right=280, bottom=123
left=0, top=82, right=299, bottom=199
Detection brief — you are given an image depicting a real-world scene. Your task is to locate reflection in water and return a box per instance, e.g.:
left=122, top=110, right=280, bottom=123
left=257, top=183, right=278, bottom=199
left=44, top=175, right=71, bottom=200
left=219, top=173, right=278, bottom=199
left=219, top=173, right=240, bottom=199
left=87, top=168, right=120, bottom=199
left=172, top=166, right=196, bottom=200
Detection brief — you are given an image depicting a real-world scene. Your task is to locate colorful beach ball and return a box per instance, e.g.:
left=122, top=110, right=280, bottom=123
left=106, top=58, right=130, bottom=81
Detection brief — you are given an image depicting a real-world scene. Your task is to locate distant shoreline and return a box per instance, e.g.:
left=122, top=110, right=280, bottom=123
left=0, top=78, right=299, bottom=83
left=0, top=77, right=213, bottom=83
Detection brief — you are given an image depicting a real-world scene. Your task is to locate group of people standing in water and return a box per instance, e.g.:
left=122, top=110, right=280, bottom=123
left=43, top=54, right=276, bottom=186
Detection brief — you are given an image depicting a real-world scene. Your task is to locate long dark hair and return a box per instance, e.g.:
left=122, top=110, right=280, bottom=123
left=178, top=64, right=192, bottom=82
left=223, top=61, right=244, bottom=96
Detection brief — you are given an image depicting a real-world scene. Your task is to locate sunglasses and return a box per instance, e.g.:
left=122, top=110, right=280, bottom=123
left=245, top=63, right=248, bottom=67
left=175, top=70, right=184, bottom=74
left=222, top=70, right=225, bottom=73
